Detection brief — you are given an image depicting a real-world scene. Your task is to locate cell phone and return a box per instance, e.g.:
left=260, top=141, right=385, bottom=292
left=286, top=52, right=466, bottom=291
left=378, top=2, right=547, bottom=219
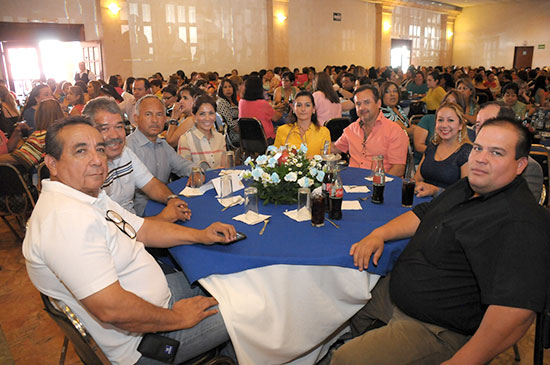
left=216, top=231, right=247, bottom=245
left=137, top=333, right=179, bottom=363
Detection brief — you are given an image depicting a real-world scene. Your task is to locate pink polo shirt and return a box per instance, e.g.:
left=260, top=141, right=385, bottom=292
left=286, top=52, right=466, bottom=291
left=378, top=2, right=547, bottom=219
left=334, top=112, right=409, bottom=171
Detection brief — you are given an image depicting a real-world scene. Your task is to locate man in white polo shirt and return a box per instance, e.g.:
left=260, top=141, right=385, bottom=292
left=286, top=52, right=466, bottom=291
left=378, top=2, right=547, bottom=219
left=23, top=117, right=236, bottom=364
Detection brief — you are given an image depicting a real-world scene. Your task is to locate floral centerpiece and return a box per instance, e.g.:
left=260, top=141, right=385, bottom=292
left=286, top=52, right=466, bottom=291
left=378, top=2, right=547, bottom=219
left=240, top=144, right=325, bottom=205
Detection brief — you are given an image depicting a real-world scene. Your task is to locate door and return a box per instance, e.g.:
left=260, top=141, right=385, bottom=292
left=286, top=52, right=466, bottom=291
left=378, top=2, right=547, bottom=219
left=391, top=39, right=412, bottom=71
left=80, top=41, right=103, bottom=80
left=1, top=41, right=44, bottom=99
left=513, top=46, right=533, bottom=69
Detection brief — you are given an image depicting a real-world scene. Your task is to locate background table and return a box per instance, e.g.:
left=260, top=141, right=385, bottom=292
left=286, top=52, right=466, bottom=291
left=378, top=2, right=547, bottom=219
left=145, top=167, right=427, bottom=364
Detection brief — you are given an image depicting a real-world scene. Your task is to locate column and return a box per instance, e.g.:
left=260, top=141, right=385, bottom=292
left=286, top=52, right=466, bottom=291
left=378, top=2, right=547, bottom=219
left=267, top=0, right=289, bottom=68
left=375, top=3, right=394, bottom=67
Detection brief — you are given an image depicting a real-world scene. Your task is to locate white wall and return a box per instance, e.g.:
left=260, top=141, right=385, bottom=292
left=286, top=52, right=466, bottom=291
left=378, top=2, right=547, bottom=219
left=453, top=0, right=550, bottom=68
left=1, top=0, right=102, bottom=41
left=288, top=0, right=376, bottom=70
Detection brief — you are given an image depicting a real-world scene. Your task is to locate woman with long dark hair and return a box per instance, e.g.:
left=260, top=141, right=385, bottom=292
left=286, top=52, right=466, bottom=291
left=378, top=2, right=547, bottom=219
left=238, top=76, right=282, bottom=143
left=274, top=91, right=331, bottom=158
left=312, top=72, right=343, bottom=126
left=216, top=78, right=239, bottom=149
left=21, top=84, right=52, bottom=131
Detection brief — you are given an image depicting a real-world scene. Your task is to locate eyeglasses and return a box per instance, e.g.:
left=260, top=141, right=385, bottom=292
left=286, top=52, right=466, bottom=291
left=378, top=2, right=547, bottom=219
left=105, top=210, right=136, bottom=239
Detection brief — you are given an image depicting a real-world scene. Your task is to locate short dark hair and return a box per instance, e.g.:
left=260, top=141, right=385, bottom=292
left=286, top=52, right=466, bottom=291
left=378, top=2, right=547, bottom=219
left=178, top=84, right=202, bottom=100
left=342, top=73, right=356, bottom=82
left=46, top=117, right=94, bottom=160
left=502, top=82, right=519, bottom=96
left=479, top=117, right=531, bottom=159
left=380, top=81, right=401, bottom=107
left=161, top=84, right=178, bottom=97
left=134, top=77, right=151, bottom=90
left=192, top=95, right=217, bottom=115
left=150, top=79, right=163, bottom=88
left=353, top=84, right=380, bottom=102
left=282, top=71, right=295, bottom=83
left=217, top=78, right=238, bottom=105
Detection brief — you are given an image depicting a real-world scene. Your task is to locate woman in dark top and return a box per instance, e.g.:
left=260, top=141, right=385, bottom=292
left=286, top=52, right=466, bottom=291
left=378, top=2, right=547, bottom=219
left=414, top=102, right=472, bottom=197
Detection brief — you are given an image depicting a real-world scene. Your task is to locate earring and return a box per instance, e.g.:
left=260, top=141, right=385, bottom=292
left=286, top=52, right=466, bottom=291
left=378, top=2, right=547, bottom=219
left=458, top=132, right=462, bottom=143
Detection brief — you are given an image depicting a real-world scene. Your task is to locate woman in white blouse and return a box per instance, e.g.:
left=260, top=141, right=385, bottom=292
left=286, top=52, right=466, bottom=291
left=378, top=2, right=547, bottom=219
left=178, top=95, right=227, bottom=169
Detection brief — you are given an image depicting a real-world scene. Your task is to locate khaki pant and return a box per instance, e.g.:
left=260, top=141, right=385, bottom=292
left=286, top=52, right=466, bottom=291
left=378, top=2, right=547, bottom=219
left=332, top=276, right=470, bottom=365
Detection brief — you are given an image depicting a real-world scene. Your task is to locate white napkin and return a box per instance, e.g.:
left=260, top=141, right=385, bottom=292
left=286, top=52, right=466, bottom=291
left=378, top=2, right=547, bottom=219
left=211, top=174, right=245, bottom=196
left=284, top=208, right=311, bottom=222
left=342, top=200, right=363, bottom=210
left=233, top=212, right=271, bottom=225
left=343, top=185, right=370, bottom=193
left=179, top=182, right=214, bottom=197
left=219, top=169, right=242, bottom=176
left=365, top=176, right=394, bottom=182
left=217, top=195, right=245, bottom=208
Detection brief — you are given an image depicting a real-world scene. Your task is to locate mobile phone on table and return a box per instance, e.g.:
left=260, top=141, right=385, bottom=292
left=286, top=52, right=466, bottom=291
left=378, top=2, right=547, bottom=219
left=216, top=231, right=247, bottom=245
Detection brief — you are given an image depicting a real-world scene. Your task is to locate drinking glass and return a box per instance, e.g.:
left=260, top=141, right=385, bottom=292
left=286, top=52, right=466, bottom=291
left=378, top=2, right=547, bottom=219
left=401, top=178, right=415, bottom=208
left=220, top=175, right=233, bottom=199
left=223, top=151, right=235, bottom=169
left=189, top=166, right=205, bottom=188
left=244, top=187, right=259, bottom=219
left=311, top=192, right=325, bottom=227
left=297, top=188, right=311, bottom=219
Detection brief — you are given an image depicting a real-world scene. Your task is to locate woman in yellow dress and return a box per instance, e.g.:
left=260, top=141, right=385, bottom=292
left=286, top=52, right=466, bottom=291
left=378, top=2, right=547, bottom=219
left=274, top=91, right=331, bottom=158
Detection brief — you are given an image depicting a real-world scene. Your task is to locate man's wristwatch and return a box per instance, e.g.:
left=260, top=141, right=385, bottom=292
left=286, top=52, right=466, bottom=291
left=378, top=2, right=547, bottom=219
left=166, top=194, right=179, bottom=203
left=169, top=119, right=178, bottom=126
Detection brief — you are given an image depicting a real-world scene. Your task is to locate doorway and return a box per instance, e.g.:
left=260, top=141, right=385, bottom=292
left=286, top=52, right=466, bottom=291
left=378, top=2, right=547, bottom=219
left=513, top=46, right=534, bottom=69
left=391, top=39, right=412, bottom=72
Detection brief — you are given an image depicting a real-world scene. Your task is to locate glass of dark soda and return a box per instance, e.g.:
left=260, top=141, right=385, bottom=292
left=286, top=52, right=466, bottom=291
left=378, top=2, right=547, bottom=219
left=311, top=192, right=325, bottom=227
left=401, top=178, right=415, bottom=208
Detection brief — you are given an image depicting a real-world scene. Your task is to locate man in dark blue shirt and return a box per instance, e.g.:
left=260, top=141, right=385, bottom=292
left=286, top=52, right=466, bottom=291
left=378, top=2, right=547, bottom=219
left=332, top=117, right=550, bottom=365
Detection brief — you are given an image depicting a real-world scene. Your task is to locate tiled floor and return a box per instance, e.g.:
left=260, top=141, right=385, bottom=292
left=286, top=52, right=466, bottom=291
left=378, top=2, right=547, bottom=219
left=1, top=214, right=549, bottom=364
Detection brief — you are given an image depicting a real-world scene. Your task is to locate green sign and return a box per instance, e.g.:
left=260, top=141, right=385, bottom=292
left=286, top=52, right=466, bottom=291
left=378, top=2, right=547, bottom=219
left=538, top=44, right=545, bottom=49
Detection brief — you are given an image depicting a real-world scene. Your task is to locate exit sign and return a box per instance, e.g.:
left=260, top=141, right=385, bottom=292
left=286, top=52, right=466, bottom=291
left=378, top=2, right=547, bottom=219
left=538, top=44, right=545, bottom=49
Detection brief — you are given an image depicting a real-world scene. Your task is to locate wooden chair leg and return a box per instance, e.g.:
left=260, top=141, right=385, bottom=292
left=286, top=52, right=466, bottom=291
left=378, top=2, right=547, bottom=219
left=59, top=336, right=69, bottom=365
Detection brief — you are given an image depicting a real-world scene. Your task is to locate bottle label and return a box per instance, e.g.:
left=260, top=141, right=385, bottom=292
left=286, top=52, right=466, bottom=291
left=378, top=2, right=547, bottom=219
left=324, top=182, right=332, bottom=192
left=373, top=174, right=385, bottom=185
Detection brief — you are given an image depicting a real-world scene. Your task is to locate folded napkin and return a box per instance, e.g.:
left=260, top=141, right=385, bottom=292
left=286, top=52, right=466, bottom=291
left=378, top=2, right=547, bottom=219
left=365, top=176, right=394, bottom=182
left=212, top=174, right=245, bottom=196
left=284, top=208, right=311, bottom=222
left=342, top=200, right=363, bottom=210
left=219, top=169, right=242, bottom=176
left=233, top=212, right=271, bottom=225
left=217, top=195, right=245, bottom=208
left=343, top=185, right=370, bottom=193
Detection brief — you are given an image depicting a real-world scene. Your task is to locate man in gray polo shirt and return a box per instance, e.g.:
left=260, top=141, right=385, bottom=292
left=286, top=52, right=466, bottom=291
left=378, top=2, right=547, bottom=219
left=126, top=95, right=196, bottom=215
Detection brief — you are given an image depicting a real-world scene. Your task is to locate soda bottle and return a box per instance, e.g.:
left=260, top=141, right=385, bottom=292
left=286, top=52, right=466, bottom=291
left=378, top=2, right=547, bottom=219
left=371, top=155, right=385, bottom=204
left=322, top=161, right=335, bottom=210
left=329, top=166, right=343, bottom=220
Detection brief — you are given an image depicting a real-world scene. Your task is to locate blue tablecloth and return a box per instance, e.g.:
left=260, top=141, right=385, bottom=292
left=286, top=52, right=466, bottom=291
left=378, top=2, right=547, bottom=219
left=145, top=167, right=427, bottom=282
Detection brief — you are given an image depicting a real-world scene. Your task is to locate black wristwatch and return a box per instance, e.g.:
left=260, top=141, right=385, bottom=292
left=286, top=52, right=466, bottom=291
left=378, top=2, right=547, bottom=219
left=169, top=119, right=178, bottom=126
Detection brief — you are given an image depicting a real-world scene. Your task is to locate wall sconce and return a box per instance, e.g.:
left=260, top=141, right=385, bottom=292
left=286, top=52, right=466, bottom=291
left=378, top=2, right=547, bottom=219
left=108, top=2, right=121, bottom=16
left=447, top=29, right=454, bottom=39
left=383, top=20, right=391, bottom=33
left=276, top=12, right=287, bottom=24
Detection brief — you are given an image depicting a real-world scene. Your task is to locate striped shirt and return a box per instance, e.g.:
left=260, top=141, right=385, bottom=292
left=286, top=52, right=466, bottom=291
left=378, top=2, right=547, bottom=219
left=12, top=130, right=46, bottom=169
left=178, top=127, right=226, bottom=169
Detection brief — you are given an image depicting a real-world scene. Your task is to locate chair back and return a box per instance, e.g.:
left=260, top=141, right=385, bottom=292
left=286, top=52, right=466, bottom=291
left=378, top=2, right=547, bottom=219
left=325, top=117, right=351, bottom=142
left=530, top=145, right=549, bottom=206
left=477, top=93, right=489, bottom=105
left=37, top=162, right=50, bottom=192
left=40, top=293, right=110, bottom=365
left=238, top=118, right=268, bottom=157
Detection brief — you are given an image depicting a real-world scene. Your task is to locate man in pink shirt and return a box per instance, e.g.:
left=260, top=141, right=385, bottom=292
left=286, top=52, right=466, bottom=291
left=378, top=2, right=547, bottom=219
left=333, top=85, right=408, bottom=176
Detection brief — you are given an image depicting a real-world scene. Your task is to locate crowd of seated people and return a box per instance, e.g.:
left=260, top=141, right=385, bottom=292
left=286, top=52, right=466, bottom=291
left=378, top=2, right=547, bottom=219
left=1, top=60, right=549, bottom=365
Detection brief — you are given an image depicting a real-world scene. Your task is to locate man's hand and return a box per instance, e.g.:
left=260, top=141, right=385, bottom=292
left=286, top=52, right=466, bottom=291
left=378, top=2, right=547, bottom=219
left=415, top=181, right=439, bottom=197
left=202, top=222, right=237, bottom=244
left=350, top=233, right=385, bottom=271
left=172, top=296, right=219, bottom=329
left=156, top=198, right=192, bottom=222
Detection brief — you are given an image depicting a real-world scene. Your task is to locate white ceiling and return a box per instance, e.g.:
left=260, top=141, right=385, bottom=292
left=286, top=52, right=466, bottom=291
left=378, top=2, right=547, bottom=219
left=434, top=0, right=522, bottom=8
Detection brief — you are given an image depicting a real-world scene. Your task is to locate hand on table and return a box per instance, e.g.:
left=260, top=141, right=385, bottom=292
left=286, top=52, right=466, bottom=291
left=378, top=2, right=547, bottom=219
left=173, top=296, right=219, bottom=329
left=350, top=233, right=385, bottom=272
left=202, top=222, right=237, bottom=244
left=158, top=198, right=192, bottom=222
left=414, top=181, right=439, bottom=198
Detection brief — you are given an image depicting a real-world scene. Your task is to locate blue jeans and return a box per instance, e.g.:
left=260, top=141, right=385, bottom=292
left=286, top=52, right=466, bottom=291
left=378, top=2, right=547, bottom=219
left=136, top=271, right=231, bottom=364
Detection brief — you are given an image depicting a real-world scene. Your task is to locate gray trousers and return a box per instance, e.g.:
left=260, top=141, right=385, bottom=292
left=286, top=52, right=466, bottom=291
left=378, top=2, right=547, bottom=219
left=332, top=276, right=470, bottom=365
